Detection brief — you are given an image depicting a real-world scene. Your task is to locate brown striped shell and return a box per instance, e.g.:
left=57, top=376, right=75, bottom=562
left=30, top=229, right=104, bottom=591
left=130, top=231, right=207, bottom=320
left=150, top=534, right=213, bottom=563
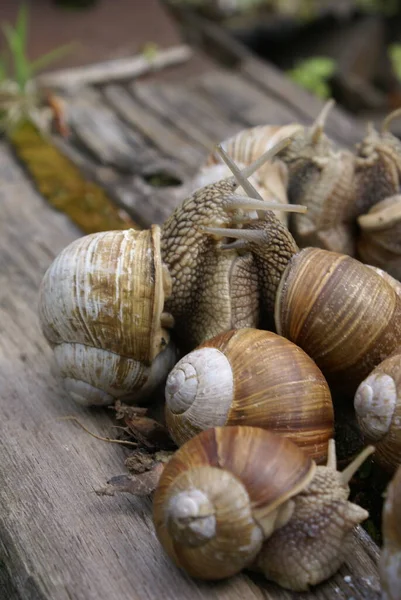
left=355, top=347, right=401, bottom=473
left=275, top=247, right=401, bottom=394
left=165, top=328, right=334, bottom=463
left=153, top=426, right=315, bottom=580
left=379, top=464, right=401, bottom=600
left=39, top=226, right=176, bottom=406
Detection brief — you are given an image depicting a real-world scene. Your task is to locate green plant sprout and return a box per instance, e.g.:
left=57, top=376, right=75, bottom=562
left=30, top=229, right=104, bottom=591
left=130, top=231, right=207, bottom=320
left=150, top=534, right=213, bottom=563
left=286, top=56, right=336, bottom=100
left=389, top=44, right=401, bottom=83
left=0, top=3, right=76, bottom=134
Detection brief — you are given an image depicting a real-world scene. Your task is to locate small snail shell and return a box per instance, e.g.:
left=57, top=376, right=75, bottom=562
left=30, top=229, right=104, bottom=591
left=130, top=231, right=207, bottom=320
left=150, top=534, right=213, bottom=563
left=165, top=328, right=334, bottom=463
left=379, top=464, right=401, bottom=600
left=153, top=426, right=372, bottom=590
left=357, top=195, right=401, bottom=281
left=39, top=226, right=176, bottom=406
left=153, top=426, right=315, bottom=580
left=275, top=247, right=401, bottom=393
left=354, top=347, right=401, bottom=473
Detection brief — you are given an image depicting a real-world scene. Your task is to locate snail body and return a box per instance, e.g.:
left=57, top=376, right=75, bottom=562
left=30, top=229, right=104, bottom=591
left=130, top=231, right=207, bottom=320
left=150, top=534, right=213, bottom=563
left=160, top=140, right=305, bottom=352
left=153, top=426, right=372, bottom=591
left=165, top=328, right=334, bottom=463
left=354, top=347, right=401, bottom=473
left=39, top=226, right=176, bottom=406
left=380, top=464, right=401, bottom=600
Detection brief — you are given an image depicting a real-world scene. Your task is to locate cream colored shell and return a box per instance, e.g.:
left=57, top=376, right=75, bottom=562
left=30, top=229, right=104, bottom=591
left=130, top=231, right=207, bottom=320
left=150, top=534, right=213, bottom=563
left=39, top=225, right=176, bottom=406
left=354, top=348, right=401, bottom=473
left=191, top=124, right=301, bottom=226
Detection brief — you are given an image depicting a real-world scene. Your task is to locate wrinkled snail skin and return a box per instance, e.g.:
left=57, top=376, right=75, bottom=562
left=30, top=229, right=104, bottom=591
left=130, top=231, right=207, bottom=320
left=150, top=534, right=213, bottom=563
left=275, top=100, right=358, bottom=256
left=275, top=247, right=401, bottom=395
left=160, top=141, right=305, bottom=353
left=165, top=328, right=334, bottom=463
left=39, top=226, right=176, bottom=406
left=380, top=465, right=401, bottom=600
left=152, top=426, right=373, bottom=591
left=357, top=195, right=401, bottom=281
left=354, top=348, right=401, bottom=474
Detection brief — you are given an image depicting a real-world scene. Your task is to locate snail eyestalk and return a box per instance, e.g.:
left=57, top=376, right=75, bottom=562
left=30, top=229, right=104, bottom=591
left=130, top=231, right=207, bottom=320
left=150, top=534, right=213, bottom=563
left=310, top=99, right=335, bottom=144
left=340, top=446, right=375, bottom=486
left=382, top=107, right=401, bottom=133
left=224, top=195, right=307, bottom=214
left=326, top=438, right=337, bottom=470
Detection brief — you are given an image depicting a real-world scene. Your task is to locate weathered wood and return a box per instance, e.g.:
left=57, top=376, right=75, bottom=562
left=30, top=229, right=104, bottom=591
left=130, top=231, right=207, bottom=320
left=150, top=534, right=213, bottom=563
left=173, top=10, right=366, bottom=147
left=37, top=45, right=193, bottom=90
left=0, top=142, right=381, bottom=599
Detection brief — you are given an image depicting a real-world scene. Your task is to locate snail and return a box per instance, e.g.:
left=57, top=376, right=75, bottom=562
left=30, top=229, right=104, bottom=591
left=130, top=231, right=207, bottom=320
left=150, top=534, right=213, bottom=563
left=164, top=328, right=334, bottom=463
left=160, top=137, right=306, bottom=352
left=272, top=99, right=358, bottom=256
left=39, top=226, right=177, bottom=406
left=153, top=425, right=373, bottom=591
left=204, top=200, right=401, bottom=394
left=191, top=122, right=303, bottom=226
left=379, top=464, right=401, bottom=600
left=357, top=195, right=401, bottom=281
left=354, top=346, right=401, bottom=473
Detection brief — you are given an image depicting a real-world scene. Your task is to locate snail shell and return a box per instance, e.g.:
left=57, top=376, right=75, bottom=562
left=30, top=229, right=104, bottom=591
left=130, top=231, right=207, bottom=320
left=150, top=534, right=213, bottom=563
left=357, top=195, right=401, bottom=281
left=153, top=426, right=315, bottom=580
left=153, top=426, right=372, bottom=590
left=192, top=123, right=302, bottom=226
left=39, top=226, right=176, bottom=406
left=165, top=328, right=334, bottom=463
left=379, top=464, right=401, bottom=600
left=354, top=347, right=401, bottom=473
left=275, top=247, right=401, bottom=393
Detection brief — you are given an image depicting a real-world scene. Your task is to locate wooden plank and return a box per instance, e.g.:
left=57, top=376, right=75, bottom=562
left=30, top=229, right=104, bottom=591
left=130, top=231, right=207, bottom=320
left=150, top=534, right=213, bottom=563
left=174, top=11, right=365, bottom=147
left=131, top=80, right=245, bottom=150
left=101, top=84, right=203, bottom=168
left=0, top=137, right=381, bottom=599
left=37, top=45, right=193, bottom=90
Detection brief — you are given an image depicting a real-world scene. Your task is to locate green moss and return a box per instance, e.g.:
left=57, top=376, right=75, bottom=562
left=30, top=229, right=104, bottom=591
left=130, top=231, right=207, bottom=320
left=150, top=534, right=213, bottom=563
left=9, top=121, right=138, bottom=234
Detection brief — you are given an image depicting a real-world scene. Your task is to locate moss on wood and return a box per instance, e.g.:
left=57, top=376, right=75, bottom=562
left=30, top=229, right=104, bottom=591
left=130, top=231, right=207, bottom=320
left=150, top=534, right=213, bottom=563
left=9, top=121, right=138, bottom=234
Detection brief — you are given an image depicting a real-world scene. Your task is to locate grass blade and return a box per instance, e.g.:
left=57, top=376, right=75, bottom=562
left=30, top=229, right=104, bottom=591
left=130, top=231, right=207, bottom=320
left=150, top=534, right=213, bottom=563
left=31, top=42, right=78, bottom=74
left=2, top=22, right=31, bottom=90
left=16, top=3, right=28, bottom=54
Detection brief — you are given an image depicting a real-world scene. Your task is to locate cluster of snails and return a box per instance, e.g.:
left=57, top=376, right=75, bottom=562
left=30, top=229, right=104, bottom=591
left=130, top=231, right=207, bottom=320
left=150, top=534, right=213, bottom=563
left=38, top=104, right=401, bottom=593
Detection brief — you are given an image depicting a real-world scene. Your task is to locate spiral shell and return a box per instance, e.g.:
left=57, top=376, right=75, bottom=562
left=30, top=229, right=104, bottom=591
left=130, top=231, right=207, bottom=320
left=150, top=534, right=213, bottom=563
left=165, top=328, right=334, bottom=463
left=275, top=247, right=401, bottom=393
left=153, top=426, right=315, bottom=580
left=39, top=226, right=176, bottom=406
left=354, top=348, right=401, bottom=473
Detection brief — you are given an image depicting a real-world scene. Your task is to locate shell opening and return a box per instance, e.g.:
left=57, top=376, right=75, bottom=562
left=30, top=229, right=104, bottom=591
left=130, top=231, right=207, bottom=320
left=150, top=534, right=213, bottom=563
left=354, top=373, right=397, bottom=442
left=166, top=489, right=216, bottom=547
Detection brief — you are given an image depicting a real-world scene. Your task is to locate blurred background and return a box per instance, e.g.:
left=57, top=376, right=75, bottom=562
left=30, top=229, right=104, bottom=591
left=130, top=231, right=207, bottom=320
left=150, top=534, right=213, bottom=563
left=2, top=0, right=401, bottom=119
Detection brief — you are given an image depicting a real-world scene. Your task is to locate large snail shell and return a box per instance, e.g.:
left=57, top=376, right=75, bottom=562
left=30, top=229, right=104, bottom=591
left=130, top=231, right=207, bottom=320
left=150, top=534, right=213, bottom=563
left=357, top=195, right=401, bottom=281
left=275, top=247, right=401, bottom=393
left=153, top=426, right=315, bottom=580
left=354, top=348, right=401, bottom=473
left=165, top=328, right=333, bottom=463
left=39, top=226, right=176, bottom=406
left=380, top=464, right=401, bottom=600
